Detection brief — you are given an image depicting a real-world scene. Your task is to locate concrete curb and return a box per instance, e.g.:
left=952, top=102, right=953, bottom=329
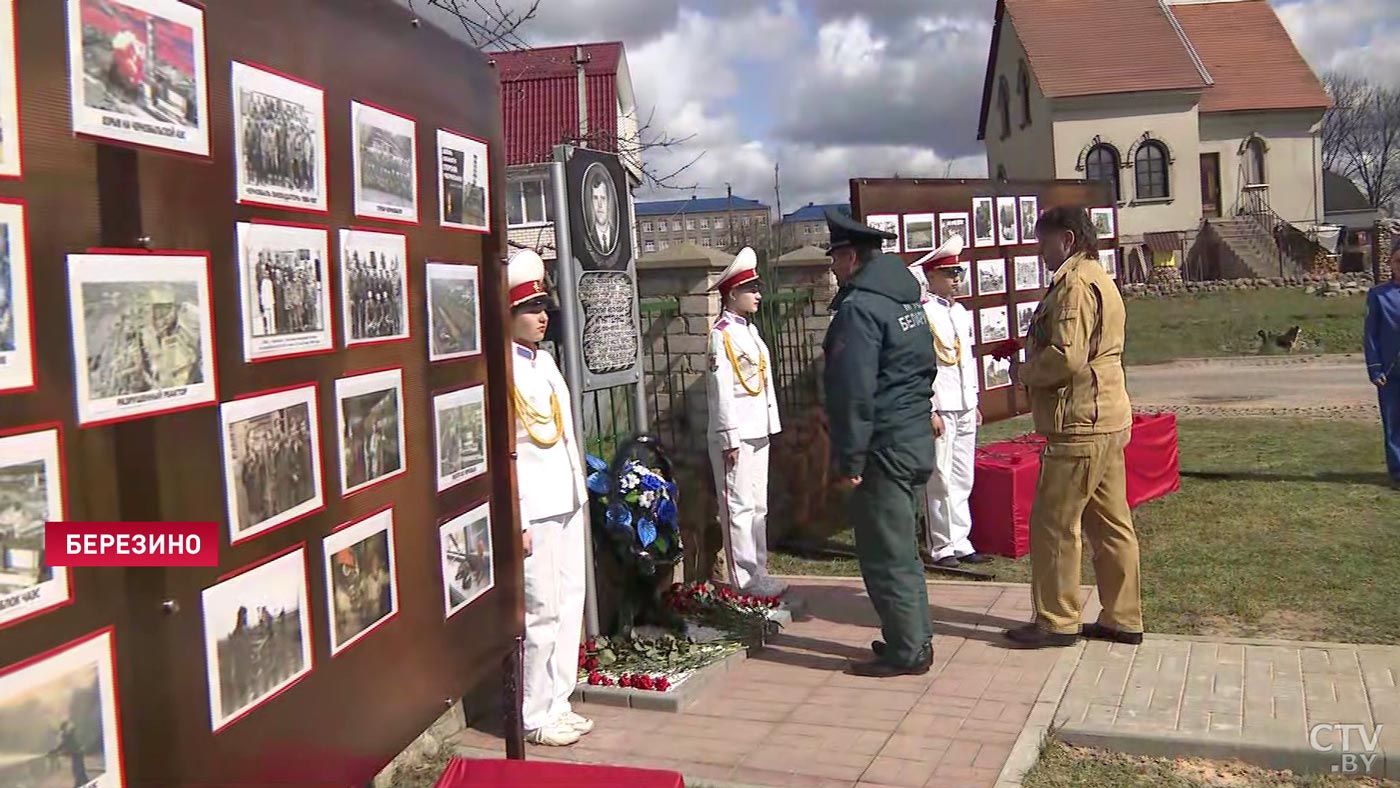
left=992, top=641, right=1086, bottom=788
left=1054, top=727, right=1392, bottom=780
left=1133, top=632, right=1400, bottom=651
left=570, top=648, right=749, bottom=713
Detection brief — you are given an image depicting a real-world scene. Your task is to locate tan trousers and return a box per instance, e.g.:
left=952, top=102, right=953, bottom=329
left=1029, top=428, right=1144, bottom=635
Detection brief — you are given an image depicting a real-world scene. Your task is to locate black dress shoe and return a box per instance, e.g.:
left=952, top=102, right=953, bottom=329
left=1003, top=623, right=1079, bottom=649
left=847, top=656, right=930, bottom=677
left=1081, top=623, right=1143, bottom=645
left=870, top=641, right=932, bottom=665
left=959, top=553, right=992, bottom=564
left=932, top=556, right=960, bottom=568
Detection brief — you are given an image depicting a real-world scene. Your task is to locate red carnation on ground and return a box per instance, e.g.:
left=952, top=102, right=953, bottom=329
left=618, top=673, right=632, bottom=688
left=583, top=657, right=600, bottom=671
left=655, top=676, right=671, bottom=691
left=587, top=671, right=604, bottom=685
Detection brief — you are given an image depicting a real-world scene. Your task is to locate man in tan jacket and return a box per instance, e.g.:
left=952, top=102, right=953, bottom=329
left=1005, top=205, right=1144, bottom=649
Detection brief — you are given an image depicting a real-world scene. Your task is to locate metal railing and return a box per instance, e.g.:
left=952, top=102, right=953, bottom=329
left=637, top=296, right=689, bottom=452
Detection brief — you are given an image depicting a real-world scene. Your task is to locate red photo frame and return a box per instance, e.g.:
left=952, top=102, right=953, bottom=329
left=0, top=197, right=37, bottom=395
left=231, top=60, right=330, bottom=216
left=350, top=99, right=420, bottom=227
left=321, top=504, right=399, bottom=658
left=435, top=126, right=491, bottom=235
left=219, top=382, right=327, bottom=547
left=338, top=226, right=411, bottom=349
left=0, top=421, right=72, bottom=631
left=239, top=218, right=337, bottom=363
left=332, top=365, right=408, bottom=499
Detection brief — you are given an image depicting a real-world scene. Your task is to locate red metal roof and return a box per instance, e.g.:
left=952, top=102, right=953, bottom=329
left=492, top=42, right=624, bottom=166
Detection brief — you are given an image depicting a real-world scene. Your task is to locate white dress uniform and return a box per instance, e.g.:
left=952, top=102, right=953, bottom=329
left=912, top=237, right=980, bottom=562
left=507, top=250, right=591, bottom=743
left=705, top=248, right=782, bottom=594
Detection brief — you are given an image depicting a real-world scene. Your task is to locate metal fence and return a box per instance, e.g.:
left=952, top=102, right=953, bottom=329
left=638, top=296, right=689, bottom=452
left=754, top=289, right=825, bottom=416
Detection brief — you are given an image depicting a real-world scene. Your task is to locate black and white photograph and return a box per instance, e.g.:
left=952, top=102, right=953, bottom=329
left=0, top=0, right=20, bottom=179
left=954, top=270, right=972, bottom=300
left=437, top=128, right=488, bottom=232
left=1013, top=255, right=1041, bottom=291
left=66, top=0, right=210, bottom=158
left=439, top=503, right=493, bottom=619
left=1091, top=207, right=1116, bottom=239
left=996, top=197, right=1019, bottom=246
left=976, top=258, right=1007, bottom=297
left=580, top=161, right=621, bottom=261
left=938, top=212, right=969, bottom=247
left=1018, top=196, right=1039, bottom=241
left=866, top=214, right=900, bottom=253
left=983, top=354, right=1013, bottom=390
left=231, top=61, right=327, bottom=213
left=67, top=252, right=216, bottom=427
left=201, top=548, right=313, bottom=733
left=339, top=228, right=409, bottom=347
left=0, top=629, right=123, bottom=788
left=1016, top=301, right=1039, bottom=338
left=971, top=197, right=995, bottom=247
left=1099, top=249, right=1119, bottom=279
left=978, top=306, right=1010, bottom=344
left=322, top=508, right=398, bottom=657
left=433, top=384, right=486, bottom=493
left=901, top=213, right=935, bottom=252
left=0, top=427, right=69, bottom=631
left=218, top=385, right=323, bottom=546
left=426, top=262, right=481, bottom=361
left=0, top=199, right=34, bottom=393
left=352, top=100, right=418, bottom=223
left=335, top=368, right=406, bottom=496
left=235, top=221, right=332, bottom=362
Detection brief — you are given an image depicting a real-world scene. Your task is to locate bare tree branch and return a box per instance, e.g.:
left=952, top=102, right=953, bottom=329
left=1323, top=69, right=1400, bottom=212
left=407, top=0, right=538, bottom=51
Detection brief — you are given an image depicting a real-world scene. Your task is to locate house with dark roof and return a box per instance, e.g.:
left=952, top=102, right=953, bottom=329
left=979, top=0, right=1332, bottom=278
left=634, top=195, right=772, bottom=255
left=777, top=203, right=849, bottom=252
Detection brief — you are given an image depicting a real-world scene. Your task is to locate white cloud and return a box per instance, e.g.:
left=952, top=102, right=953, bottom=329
left=1273, top=0, right=1400, bottom=85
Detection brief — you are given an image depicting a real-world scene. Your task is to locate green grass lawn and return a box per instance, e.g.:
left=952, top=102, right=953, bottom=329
left=1122, top=289, right=1367, bottom=366
left=770, top=417, right=1400, bottom=644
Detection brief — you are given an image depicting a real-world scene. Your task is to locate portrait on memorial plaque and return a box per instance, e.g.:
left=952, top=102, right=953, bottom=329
left=66, top=0, right=210, bottom=158
left=0, top=629, right=123, bottom=788
left=978, top=306, right=1010, bottom=344
left=351, top=100, right=418, bottom=223
left=566, top=149, right=632, bottom=272
left=218, top=384, right=323, bottom=546
left=1018, top=196, right=1039, bottom=241
left=982, top=354, right=1012, bottom=390
left=323, top=508, right=397, bottom=657
left=433, top=384, right=486, bottom=493
left=1098, top=249, right=1119, bottom=279
left=580, top=161, right=621, bottom=262
left=1016, top=301, right=1039, bottom=338
left=938, top=212, right=969, bottom=248
left=996, top=197, right=1019, bottom=246
left=437, top=128, right=488, bottom=232
left=976, top=258, right=1007, bottom=297
left=0, top=426, right=69, bottom=631
left=972, top=197, right=995, bottom=247
left=202, top=548, right=313, bottom=733
left=425, top=262, right=481, bottom=361
left=0, top=199, right=34, bottom=393
left=334, top=368, right=406, bottom=497
left=339, top=228, right=409, bottom=347
left=0, top=0, right=21, bottom=179
left=1013, top=255, right=1041, bottom=292
left=440, top=503, right=493, bottom=619
left=67, top=252, right=216, bottom=427
left=231, top=61, right=327, bottom=213
left=236, top=221, right=332, bottom=362
left=866, top=214, right=900, bottom=253
left=1091, top=207, right=1116, bottom=239
left=902, top=213, right=935, bottom=252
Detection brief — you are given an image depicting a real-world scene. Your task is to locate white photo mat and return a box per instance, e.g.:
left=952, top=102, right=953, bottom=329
left=982, top=354, right=1013, bottom=390
left=440, top=502, right=494, bottom=619
left=351, top=100, right=418, bottom=223
left=901, top=212, right=935, bottom=252
left=976, top=258, right=1007, bottom=297
left=971, top=197, right=995, bottom=247
left=236, top=221, right=333, bottom=362
left=231, top=61, right=328, bottom=212
left=1091, top=207, right=1116, bottom=239
left=996, top=196, right=1020, bottom=246
left=866, top=213, right=900, bottom=253
left=433, top=384, right=487, bottom=492
left=338, top=228, right=410, bottom=347
left=938, top=212, right=969, bottom=247
left=425, top=262, right=482, bottom=361
left=322, top=507, right=399, bottom=657
left=218, top=384, right=324, bottom=545
left=436, top=128, right=489, bottom=232
left=0, top=426, right=69, bottom=629
left=334, top=367, right=407, bottom=496
left=978, top=305, right=1010, bottom=344
left=1018, top=196, right=1039, bottom=241
left=1013, top=255, right=1041, bottom=291
left=0, top=0, right=21, bottom=178
left=0, top=199, right=34, bottom=393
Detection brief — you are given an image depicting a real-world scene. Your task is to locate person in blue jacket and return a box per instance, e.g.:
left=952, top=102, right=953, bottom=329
left=1364, top=238, right=1400, bottom=490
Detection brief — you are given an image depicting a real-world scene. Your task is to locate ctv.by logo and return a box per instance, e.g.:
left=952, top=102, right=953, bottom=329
left=1309, top=723, right=1384, bottom=774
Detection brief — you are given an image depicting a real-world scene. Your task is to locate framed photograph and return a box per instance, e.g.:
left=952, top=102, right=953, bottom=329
left=440, top=502, right=494, bottom=619
left=1091, top=207, right=1116, bottom=239
left=351, top=100, right=418, bottom=224
left=218, top=384, right=324, bottom=546
left=236, top=221, right=332, bottom=362
left=978, top=306, right=1010, bottom=344
left=425, top=262, right=481, bottom=361
left=0, top=0, right=20, bottom=178
left=65, top=0, right=210, bottom=158
left=339, top=228, right=409, bottom=347
left=865, top=213, right=900, bottom=253
left=1018, top=196, right=1039, bottom=241
left=996, top=197, right=1019, bottom=245
left=971, top=197, right=995, bottom=247
left=0, top=628, right=124, bottom=788
left=976, top=258, right=1007, bottom=297
left=0, top=198, right=35, bottom=394
left=0, top=425, right=70, bottom=630
left=1013, top=255, right=1041, bottom=291
left=433, top=384, right=487, bottom=493
left=938, top=212, right=969, bottom=247
left=231, top=61, right=328, bottom=213
left=67, top=252, right=217, bottom=427
left=1099, top=249, right=1119, bottom=279
left=202, top=547, right=313, bottom=733
left=982, top=354, right=1013, bottom=390
left=437, top=128, right=488, bottom=232
left=901, top=213, right=935, bottom=252
left=334, top=367, right=406, bottom=497
left=322, top=506, right=398, bottom=657
left=953, top=271, right=972, bottom=300
left=1016, top=301, right=1039, bottom=338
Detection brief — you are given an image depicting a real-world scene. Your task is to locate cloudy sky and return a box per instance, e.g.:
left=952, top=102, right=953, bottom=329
left=496, top=0, right=1400, bottom=212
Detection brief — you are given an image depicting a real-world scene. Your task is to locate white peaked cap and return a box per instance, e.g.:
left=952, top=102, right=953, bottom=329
left=507, top=248, right=548, bottom=307
left=713, top=246, right=760, bottom=293
left=913, top=234, right=965, bottom=269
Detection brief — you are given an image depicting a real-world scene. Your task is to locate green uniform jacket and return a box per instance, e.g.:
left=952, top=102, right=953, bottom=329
left=822, top=252, right=938, bottom=481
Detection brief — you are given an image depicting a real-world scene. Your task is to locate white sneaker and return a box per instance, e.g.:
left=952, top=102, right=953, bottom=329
left=560, top=710, right=594, bottom=734
left=525, top=723, right=580, bottom=746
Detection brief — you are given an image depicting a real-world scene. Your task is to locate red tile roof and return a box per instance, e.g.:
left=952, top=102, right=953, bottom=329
left=491, top=42, right=624, bottom=166
left=1170, top=1, right=1331, bottom=113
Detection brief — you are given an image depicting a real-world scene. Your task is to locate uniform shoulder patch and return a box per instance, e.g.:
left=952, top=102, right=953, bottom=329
left=714, top=317, right=730, bottom=331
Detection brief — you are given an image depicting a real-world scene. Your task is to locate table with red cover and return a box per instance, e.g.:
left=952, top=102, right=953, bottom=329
left=433, top=758, right=685, bottom=788
left=968, top=412, right=1181, bottom=559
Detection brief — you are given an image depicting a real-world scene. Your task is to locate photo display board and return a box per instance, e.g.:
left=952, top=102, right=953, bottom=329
left=0, top=0, right=522, bottom=785
left=850, top=177, right=1118, bottom=423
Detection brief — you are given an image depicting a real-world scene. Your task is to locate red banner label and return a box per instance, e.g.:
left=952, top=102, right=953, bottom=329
left=45, top=522, right=219, bottom=567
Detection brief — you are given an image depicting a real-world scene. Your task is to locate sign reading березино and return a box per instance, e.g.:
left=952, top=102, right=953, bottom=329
left=1310, top=723, right=1385, bottom=774
left=44, top=522, right=219, bottom=567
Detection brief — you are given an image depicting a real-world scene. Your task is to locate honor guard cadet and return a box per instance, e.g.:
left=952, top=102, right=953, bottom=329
left=1364, top=237, right=1400, bottom=489
left=507, top=249, right=594, bottom=746
left=706, top=247, right=784, bottom=597
left=821, top=207, right=939, bottom=677
left=913, top=236, right=988, bottom=568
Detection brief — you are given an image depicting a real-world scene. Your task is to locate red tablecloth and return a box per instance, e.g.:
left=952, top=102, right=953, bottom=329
left=968, top=412, right=1180, bottom=559
left=434, top=758, right=685, bottom=788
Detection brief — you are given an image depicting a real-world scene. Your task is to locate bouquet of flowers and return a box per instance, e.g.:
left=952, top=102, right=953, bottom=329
left=586, top=454, right=683, bottom=568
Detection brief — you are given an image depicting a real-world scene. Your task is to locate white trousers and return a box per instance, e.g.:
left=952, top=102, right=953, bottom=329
left=521, top=506, right=586, bottom=732
left=925, top=409, right=977, bottom=560
left=708, top=436, right=771, bottom=590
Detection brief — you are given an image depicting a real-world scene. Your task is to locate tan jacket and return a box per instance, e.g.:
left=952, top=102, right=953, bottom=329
left=1018, top=252, right=1132, bottom=437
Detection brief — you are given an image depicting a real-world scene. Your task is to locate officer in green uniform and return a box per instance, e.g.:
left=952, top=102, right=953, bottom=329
left=821, top=207, right=939, bottom=677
